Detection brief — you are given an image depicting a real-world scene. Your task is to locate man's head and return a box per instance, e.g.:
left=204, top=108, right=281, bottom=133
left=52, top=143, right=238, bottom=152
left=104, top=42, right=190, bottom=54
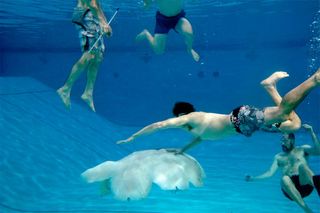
left=281, top=133, right=295, bottom=152
left=172, top=102, right=195, bottom=117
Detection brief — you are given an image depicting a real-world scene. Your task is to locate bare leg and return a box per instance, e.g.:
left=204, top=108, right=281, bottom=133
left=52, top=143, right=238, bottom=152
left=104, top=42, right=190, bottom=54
left=175, top=18, right=200, bottom=62
left=281, top=176, right=313, bottom=213
left=264, top=68, right=320, bottom=125
left=136, top=29, right=167, bottom=55
left=261, top=71, right=301, bottom=132
left=81, top=53, right=103, bottom=112
left=280, top=69, right=320, bottom=114
left=298, top=164, right=315, bottom=186
left=260, top=71, right=289, bottom=105
left=57, top=52, right=93, bottom=108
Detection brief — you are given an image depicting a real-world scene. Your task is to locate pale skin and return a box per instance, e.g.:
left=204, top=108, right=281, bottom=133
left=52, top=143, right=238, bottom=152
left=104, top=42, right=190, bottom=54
left=117, top=69, right=320, bottom=154
left=260, top=71, right=301, bottom=132
left=245, top=124, right=320, bottom=213
left=57, top=0, right=112, bottom=112
left=136, top=0, right=200, bottom=62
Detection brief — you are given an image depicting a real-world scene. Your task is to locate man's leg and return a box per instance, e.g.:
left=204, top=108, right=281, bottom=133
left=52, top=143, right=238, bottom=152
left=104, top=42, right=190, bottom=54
left=281, top=176, right=313, bottom=213
left=298, top=163, right=320, bottom=197
left=81, top=52, right=103, bottom=112
left=261, top=71, right=301, bottom=132
left=57, top=52, right=92, bottom=108
left=136, top=29, right=167, bottom=55
left=264, top=68, right=320, bottom=125
left=298, top=164, right=315, bottom=186
left=175, top=18, right=199, bottom=62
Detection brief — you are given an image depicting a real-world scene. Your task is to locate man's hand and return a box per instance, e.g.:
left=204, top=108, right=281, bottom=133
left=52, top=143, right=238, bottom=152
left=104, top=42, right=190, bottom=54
left=302, top=124, right=313, bottom=131
left=116, top=137, right=134, bottom=144
left=102, top=24, right=112, bottom=37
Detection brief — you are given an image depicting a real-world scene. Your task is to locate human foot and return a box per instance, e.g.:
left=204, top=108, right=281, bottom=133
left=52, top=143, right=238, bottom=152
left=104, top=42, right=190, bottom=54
left=81, top=93, right=96, bottom=112
left=190, top=49, right=200, bottom=62
left=135, top=29, right=148, bottom=42
left=57, top=87, right=71, bottom=109
left=261, top=71, right=289, bottom=88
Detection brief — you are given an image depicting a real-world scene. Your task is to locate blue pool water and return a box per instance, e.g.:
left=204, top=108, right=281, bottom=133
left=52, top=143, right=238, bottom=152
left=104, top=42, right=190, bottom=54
left=1, top=0, right=320, bottom=212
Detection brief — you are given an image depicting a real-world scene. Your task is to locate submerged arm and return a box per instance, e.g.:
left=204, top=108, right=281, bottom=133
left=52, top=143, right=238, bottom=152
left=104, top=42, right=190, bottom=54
left=117, top=116, right=189, bottom=144
left=246, top=156, right=278, bottom=181
left=178, top=137, right=202, bottom=153
left=302, top=124, right=320, bottom=155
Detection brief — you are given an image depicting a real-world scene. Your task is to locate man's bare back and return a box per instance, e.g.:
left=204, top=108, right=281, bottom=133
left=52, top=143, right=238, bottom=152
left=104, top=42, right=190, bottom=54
left=184, top=112, right=236, bottom=140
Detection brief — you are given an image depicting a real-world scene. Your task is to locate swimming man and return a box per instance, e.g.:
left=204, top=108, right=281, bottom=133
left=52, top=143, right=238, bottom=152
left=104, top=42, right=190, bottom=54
left=117, top=69, right=320, bottom=154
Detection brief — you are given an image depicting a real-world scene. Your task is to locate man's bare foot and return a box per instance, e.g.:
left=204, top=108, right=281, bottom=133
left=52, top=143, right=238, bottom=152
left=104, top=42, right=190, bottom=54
left=57, top=87, right=71, bottom=109
left=190, top=49, right=200, bottom=62
left=260, top=71, right=289, bottom=88
left=81, top=93, right=96, bottom=112
left=135, top=29, right=148, bottom=42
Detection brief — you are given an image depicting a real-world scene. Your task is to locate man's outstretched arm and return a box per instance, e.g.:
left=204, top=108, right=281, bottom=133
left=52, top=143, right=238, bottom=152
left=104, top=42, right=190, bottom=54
left=245, top=156, right=278, bottom=181
left=117, top=116, right=189, bottom=144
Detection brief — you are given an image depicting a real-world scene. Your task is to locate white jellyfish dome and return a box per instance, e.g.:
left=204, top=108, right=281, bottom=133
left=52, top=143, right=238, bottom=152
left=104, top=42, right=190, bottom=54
left=81, top=149, right=205, bottom=201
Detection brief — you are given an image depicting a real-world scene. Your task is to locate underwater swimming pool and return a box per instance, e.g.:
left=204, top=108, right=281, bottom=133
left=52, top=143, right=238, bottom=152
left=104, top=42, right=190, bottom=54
left=1, top=0, right=320, bottom=212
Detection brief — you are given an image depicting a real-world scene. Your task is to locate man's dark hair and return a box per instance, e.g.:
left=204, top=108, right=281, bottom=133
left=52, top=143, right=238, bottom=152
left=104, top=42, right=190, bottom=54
left=172, top=102, right=195, bottom=117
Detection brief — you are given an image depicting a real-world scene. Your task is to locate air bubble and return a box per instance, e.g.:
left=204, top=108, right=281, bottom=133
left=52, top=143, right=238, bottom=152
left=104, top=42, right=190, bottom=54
left=307, top=10, right=320, bottom=74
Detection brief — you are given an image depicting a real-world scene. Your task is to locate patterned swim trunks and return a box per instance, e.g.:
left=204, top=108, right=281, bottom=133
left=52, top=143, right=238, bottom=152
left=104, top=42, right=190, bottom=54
left=72, top=6, right=105, bottom=53
left=230, top=105, right=265, bottom=137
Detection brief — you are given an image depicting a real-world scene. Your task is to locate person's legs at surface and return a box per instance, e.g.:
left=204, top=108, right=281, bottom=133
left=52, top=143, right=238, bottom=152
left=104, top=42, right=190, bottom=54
left=261, top=71, right=301, bottom=132
left=263, top=68, right=320, bottom=125
left=57, top=52, right=92, bottom=108
left=175, top=18, right=199, bottom=62
left=81, top=51, right=103, bottom=112
left=281, top=176, right=313, bottom=213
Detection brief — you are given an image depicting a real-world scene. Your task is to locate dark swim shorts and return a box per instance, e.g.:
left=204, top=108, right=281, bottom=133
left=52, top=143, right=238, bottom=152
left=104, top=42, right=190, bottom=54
left=230, top=105, right=265, bottom=137
left=282, top=175, right=314, bottom=200
left=154, top=10, right=186, bottom=34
